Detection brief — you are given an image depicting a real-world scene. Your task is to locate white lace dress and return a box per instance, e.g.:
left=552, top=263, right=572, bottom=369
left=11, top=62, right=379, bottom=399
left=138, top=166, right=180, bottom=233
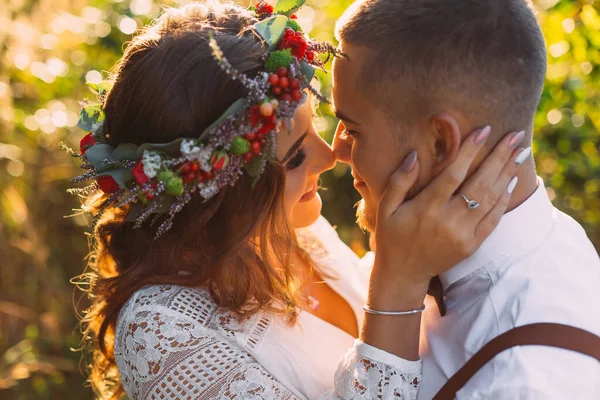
left=114, top=216, right=422, bottom=399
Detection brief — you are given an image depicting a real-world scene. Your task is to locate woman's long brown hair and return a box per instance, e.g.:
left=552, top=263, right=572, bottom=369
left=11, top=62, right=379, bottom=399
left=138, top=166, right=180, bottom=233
left=77, top=2, right=311, bottom=398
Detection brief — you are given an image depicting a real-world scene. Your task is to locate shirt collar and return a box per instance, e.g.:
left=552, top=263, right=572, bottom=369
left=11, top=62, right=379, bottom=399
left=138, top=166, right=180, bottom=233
left=439, top=177, right=555, bottom=291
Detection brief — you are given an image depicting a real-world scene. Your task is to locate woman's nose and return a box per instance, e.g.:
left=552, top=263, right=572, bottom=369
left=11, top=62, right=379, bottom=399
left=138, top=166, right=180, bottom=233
left=332, top=122, right=351, bottom=163
left=312, top=138, right=336, bottom=174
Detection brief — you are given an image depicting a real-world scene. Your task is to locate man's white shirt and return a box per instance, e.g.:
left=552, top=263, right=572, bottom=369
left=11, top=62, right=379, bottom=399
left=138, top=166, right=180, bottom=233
left=417, top=177, right=600, bottom=399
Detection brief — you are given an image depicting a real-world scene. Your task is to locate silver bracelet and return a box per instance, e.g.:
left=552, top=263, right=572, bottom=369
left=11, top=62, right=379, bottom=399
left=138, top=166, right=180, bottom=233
left=362, top=304, right=426, bottom=316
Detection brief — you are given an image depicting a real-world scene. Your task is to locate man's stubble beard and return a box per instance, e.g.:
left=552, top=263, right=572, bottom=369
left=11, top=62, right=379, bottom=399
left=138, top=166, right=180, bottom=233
left=355, top=183, right=420, bottom=233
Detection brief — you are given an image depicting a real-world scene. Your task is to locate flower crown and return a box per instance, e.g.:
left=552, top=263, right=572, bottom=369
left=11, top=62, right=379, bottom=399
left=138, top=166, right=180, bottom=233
left=65, top=0, right=341, bottom=238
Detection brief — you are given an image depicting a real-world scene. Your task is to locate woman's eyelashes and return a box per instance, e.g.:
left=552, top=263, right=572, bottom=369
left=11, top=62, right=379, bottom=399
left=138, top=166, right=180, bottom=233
left=285, top=148, right=307, bottom=170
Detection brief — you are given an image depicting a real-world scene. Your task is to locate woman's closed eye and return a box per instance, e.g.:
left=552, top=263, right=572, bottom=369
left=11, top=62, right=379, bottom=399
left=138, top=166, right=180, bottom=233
left=285, top=148, right=307, bottom=170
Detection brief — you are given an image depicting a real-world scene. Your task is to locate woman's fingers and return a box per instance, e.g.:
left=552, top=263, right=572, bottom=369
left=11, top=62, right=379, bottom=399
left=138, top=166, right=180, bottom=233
left=377, top=151, right=420, bottom=219
left=424, top=125, right=492, bottom=203
left=474, top=179, right=516, bottom=241
left=451, top=132, right=528, bottom=219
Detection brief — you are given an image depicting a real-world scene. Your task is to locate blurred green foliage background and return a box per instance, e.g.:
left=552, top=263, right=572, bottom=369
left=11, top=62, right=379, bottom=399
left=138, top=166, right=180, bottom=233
left=0, top=0, right=598, bottom=398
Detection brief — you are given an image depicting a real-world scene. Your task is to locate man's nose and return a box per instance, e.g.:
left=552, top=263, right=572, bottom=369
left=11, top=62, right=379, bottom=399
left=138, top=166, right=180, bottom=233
left=332, top=122, right=351, bottom=163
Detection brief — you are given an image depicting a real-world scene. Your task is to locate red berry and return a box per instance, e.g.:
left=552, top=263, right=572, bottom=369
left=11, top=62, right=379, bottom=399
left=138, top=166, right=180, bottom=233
left=251, top=141, right=262, bottom=155
left=181, top=162, right=192, bottom=174
left=243, top=152, right=253, bottom=161
left=280, top=93, right=292, bottom=102
left=290, top=78, right=300, bottom=89
left=245, top=132, right=256, bottom=141
left=277, top=67, right=288, bottom=77
left=203, top=170, right=214, bottom=180
left=291, top=89, right=303, bottom=101
left=272, top=86, right=282, bottom=95
left=268, top=73, right=279, bottom=86
left=256, top=132, right=265, bottom=140
left=284, top=87, right=291, bottom=94
left=279, top=77, right=289, bottom=88
left=290, top=14, right=298, bottom=19
left=183, top=171, right=196, bottom=184
left=190, top=162, right=200, bottom=172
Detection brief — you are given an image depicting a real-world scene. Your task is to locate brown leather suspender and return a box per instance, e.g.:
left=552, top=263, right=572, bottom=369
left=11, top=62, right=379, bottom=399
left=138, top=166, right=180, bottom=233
left=432, top=323, right=600, bottom=400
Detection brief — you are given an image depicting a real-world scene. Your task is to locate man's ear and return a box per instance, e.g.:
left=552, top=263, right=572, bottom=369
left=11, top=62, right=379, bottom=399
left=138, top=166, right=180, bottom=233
left=429, top=113, right=462, bottom=176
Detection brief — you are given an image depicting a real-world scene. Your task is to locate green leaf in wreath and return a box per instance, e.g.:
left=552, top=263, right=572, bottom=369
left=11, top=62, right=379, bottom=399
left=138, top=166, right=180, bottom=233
left=138, top=138, right=186, bottom=158
left=86, top=82, right=99, bottom=93
left=254, top=15, right=288, bottom=50
left=97, top=80, right=114, bottom=97
left=78, top=104, right=105, bottom=133
left=198, top=98, right=246, bottom=142
left=96, top=168, right=134, bottom=189
left=273, top=0, right=306, bottom=16
left=300, top=61, right=315, bottom=83
left=243, top=154, right=267, bottom=178
left=112, top=143, right=139, bottom=161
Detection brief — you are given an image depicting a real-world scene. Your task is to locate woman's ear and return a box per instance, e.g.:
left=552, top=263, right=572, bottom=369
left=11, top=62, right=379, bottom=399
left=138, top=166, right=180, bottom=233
left=430, top=113, right=462, bottom=176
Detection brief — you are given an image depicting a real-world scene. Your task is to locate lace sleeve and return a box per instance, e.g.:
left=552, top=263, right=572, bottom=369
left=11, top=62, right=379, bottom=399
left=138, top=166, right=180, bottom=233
left=114, top=305, right=301, bottom=399
left=325, top=341, right=422, bottom=400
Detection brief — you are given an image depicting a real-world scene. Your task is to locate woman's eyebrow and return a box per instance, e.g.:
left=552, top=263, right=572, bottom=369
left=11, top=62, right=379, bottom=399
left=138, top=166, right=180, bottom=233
left=282, top=132, right=308, bottom=163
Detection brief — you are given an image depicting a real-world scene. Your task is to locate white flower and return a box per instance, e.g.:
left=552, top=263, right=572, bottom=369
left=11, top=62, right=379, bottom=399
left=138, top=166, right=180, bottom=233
left=198, top=148, right=212, bottom=172
left=180, top=139, right=200, bottom=155
left=141, top=151, right=162, bottom=179
left=199, top=181, right=219, bottom=200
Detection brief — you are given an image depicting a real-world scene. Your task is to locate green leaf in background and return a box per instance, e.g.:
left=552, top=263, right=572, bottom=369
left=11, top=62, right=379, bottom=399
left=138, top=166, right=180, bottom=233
left=254, top=15, right=288, bottom=50
left=274, top=0, right=306, bottom=16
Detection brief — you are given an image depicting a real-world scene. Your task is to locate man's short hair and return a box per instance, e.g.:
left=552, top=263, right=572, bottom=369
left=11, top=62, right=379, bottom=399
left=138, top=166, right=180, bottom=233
left=336, top=0, right=547, bottom=138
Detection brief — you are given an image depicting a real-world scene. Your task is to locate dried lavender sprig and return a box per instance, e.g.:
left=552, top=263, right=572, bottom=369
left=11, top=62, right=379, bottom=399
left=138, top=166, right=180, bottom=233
left=115, top=189, right=139, bottom=209
left=67, top=184, right=98, bottom=196
left=90, top=191, right=123, bottom=231
left=59, top=142, right=80, bottom=158
left=100, top=159, right=137, bottom=169
left=305, top=84, right=329, bottom=104
left=71, top=170, right=98, bottom=184
left=133, top=199, right=160, bottom=229
left=209, top=33, right=256, bottom=93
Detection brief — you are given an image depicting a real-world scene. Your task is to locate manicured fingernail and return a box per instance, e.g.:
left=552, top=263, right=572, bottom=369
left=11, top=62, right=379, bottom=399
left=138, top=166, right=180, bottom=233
left=401, top=151, right=418, bottom=172
left=515, top=147, right=532, bottom=166
left=507, top=176, right=519, bottom=194
left=508, top=131, right=525, bottom=149
left=474, top=126, right=491, bottom=145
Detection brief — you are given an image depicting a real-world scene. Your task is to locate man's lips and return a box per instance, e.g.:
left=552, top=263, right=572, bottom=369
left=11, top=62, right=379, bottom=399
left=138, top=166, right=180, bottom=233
left=299, top=183, right=318, bottom=202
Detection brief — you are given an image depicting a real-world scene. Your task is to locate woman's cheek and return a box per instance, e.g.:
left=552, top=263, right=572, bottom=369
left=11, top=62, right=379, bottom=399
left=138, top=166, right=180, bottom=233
left=283, top=168, right=307, bottom=217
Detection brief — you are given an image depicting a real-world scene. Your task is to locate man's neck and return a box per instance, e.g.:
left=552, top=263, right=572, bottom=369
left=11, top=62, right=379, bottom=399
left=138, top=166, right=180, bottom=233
left=506, top=161, right=538, bottom=213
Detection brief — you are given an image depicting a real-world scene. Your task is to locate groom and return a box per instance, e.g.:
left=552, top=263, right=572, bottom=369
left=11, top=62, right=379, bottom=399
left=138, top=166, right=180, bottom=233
left=331, top=0, right=600, bottom=398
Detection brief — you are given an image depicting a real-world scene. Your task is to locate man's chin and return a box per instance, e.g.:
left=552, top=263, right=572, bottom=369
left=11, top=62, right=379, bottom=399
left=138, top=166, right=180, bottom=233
left=356, top=199, right=376, bottom=232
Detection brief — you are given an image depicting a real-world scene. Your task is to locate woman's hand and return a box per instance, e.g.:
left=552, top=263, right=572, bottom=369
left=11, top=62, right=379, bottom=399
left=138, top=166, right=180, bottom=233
left=372, top=126, right=527, bottom=298
left=361, top=126, right=527, bottom=361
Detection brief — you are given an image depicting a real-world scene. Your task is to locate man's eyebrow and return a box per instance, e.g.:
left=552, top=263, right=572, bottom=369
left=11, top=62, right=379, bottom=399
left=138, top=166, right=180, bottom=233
left=282, top=132, right=308, bottom=163
left=334, top=109, right=359, bottom=125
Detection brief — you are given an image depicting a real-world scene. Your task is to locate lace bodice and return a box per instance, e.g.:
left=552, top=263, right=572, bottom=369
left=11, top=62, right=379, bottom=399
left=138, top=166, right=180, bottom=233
left=115, top=285, right=421, bottom=399
left=114, top=217, right=422, bottom=399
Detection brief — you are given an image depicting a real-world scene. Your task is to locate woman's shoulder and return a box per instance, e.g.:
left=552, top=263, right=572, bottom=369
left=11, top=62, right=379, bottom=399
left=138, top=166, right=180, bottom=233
left=118, top=284, right=217, bottom=327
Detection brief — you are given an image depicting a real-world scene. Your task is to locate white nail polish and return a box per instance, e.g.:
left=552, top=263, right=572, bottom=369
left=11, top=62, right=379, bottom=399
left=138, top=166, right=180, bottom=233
left=507, top=176, right=519, bottom=194
left=515, top=147, right=532, bottom=166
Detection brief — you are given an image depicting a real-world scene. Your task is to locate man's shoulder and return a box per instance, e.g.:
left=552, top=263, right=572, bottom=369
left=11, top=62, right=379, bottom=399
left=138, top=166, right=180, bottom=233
left=458, top=341, right=600, bottom=399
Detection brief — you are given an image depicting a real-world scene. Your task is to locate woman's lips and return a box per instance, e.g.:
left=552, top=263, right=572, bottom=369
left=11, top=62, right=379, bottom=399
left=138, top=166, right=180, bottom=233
left=299, top=183, right=318, bottom=202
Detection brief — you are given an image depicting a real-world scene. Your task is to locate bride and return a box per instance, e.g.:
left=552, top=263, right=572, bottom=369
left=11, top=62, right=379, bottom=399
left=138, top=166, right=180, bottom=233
left=72, top=1, right=523, bottom=399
